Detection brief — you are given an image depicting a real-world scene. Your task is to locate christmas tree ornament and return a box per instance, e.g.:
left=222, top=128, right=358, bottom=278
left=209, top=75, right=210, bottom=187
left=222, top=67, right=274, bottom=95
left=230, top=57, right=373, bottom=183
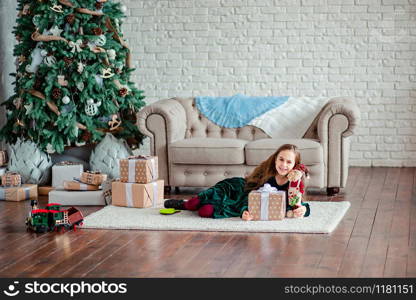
left=89, top=133, right=132, bottom=179
left=24, top=102, right=34, bottom=115
left=108, top=114, right=121, bottom=131
left=69, top=39, right=83, bottom=53
left=62, top=96, right=71, bottom=104
left=57, top=75, right=68, bottom=86
left=40, top=49, right=48, bottom=57
left=92, top=27, right=103, bottom=35
left=43, top=55, right=57, bottom=66
left=22, top=4, right=31, bottom=15
left=94, top=34, right=107, bottom=47
left=13, top=97, right=23, bottom=109
left=76, top=81, right=85, bottom=91
left=25, top=47, right=43, bottom=73
left=66, top=14, right=75, bottom=25
left=49, top=26, right=63, bottom=37
left=77, top=62, right=85, bottom=73
left=50, top=5, right=64, bottom=13
left=8, top=138, right=53, bottom=185
left=100, top=68, right=114, bottom=78
left=107, top=49, right=116, bottom=60
left=46, top=143, right=55, bottom=154
left=32, top=15, right=41, bottom=27
left=119, top=88, right=128, bottom=97
left=85, top=99, right=101, bottom=116
left=52, top=88, right=62, bottom=100
left=63, top=56, right=73, bottom=65
left=120, top=5, right=127, bottom=13
left=94, top=75, right=103, bottom=87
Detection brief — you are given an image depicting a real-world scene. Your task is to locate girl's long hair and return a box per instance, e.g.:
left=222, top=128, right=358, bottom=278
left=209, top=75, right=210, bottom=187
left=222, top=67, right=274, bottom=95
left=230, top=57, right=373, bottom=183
left=244, top=144, right=302, bottom=192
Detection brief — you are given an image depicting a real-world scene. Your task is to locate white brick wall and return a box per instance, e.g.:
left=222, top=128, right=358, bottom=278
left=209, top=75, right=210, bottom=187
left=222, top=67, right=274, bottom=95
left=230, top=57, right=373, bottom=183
left=120, top=0, right=416, bottom=166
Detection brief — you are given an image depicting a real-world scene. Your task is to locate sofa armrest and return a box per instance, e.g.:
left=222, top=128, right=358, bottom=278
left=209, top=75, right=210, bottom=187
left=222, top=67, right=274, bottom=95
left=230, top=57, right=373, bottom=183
left=316, top=97, right=360, bottom=189
left=137, top=98, right=187, bottom=185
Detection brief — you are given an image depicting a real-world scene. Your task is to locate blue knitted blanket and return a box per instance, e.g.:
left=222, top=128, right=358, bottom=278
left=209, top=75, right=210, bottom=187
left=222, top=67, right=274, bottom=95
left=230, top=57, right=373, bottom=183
left=195, top=94, right=289, bottom=128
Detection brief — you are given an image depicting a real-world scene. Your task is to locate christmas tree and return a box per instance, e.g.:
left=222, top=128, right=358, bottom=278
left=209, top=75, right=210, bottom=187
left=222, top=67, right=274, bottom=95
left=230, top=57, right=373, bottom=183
left=0, top=0, right=145, bottom=154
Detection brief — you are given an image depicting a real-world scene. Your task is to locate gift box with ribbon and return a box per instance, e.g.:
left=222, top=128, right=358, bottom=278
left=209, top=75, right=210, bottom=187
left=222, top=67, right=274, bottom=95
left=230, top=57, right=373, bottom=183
left=112, top=179, right=164, bottom=208
left=80, top=171, right=108, bottom=186
left=1, top=172, right=22, bottom=187
left=52, top=161, right=84, bottom=188
left=119, top=155, right=158, bottom=184
left=248, top=183, right=286, bottom=221
left=63, top=180, right=101, bottom=191
left=48, top=190, right=105, bottom=206
left=0, top=184, right=38, bottom=201
left=0, top=150, right=7, bottom=167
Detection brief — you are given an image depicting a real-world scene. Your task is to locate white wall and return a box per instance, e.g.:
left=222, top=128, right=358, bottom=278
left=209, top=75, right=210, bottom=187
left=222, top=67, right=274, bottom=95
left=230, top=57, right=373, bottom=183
left=1, top=0, right=416, bottom=166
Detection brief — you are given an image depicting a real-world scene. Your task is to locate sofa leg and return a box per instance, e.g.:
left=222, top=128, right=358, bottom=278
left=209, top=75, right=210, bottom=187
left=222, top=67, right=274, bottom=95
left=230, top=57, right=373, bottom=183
left=174, top=187, right=180, bottom=194
left=164, top=186, right=172, bottom=194
left=327, top=187, right=340, bottom=196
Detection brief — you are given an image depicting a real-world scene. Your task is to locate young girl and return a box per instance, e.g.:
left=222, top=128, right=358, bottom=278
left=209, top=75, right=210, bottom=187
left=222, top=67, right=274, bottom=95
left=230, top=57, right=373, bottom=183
left=164, top=144, right=310, bottom=220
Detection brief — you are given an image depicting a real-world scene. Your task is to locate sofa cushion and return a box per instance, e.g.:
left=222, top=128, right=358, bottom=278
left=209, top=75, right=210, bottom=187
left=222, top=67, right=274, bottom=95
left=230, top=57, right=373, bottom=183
left=170, top=138, right=247, bottom=165
left=245, top=138, right=323, bottom=166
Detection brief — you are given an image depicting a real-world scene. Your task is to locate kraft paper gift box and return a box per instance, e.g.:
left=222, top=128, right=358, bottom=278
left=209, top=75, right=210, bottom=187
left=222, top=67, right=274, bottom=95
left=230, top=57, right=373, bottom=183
left=48, top=190, right=105, bottom=206
left=248, top=184, right=286, bottom=221
left=0, top=150, right=7, bottom=167
left=52, top=162, right=83, bottom=188
left=0, top=184, right=38, bottom=202
left=1, top=172, right=22, bottom=187
left=63, top=180, right=101, bottom=191
left=112, top=179, right=164, bottom=208
left=119, top=156, right=158, bottom=184
left=80, top=171, right=108, bottom=186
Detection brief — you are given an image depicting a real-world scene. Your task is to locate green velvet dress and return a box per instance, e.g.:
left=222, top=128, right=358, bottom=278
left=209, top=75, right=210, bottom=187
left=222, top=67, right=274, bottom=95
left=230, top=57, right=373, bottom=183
left=197, top=176, right=310, bottom=219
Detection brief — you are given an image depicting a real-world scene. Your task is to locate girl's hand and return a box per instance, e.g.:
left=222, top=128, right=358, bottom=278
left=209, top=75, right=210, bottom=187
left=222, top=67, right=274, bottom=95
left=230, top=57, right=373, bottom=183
left=242, top=210, right=253, bottom=221
left=293, top=205, right=306, bottom=218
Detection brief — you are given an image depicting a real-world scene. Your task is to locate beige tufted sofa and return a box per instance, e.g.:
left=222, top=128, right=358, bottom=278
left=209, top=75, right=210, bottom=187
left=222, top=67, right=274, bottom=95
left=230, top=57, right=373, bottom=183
left=137, top=97, right=360, bottom=195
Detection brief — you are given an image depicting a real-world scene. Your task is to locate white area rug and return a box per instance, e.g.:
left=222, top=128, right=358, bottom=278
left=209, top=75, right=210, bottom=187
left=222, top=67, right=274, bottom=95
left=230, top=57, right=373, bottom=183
left=82, top=201, right=350, bottom=234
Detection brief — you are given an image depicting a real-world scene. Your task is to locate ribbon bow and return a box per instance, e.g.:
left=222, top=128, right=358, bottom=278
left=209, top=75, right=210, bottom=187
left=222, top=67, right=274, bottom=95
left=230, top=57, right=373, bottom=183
left=69, top=39, right=83, bottom=53
left=256, top=183, right=278, bottom=193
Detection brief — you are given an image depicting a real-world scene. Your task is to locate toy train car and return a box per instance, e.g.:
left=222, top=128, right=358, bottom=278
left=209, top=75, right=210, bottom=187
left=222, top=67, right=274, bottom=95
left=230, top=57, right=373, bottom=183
left=26, top=202, right=84, bottom=233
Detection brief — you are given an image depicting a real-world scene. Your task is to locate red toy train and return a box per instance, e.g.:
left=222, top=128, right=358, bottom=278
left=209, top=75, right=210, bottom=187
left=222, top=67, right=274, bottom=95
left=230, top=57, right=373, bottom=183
left=26, top=200, right=84, bottom=233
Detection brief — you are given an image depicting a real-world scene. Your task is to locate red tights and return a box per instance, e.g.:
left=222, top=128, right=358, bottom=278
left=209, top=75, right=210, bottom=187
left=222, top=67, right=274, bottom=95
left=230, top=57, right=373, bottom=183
left=184, top=196, right=214, bottom=218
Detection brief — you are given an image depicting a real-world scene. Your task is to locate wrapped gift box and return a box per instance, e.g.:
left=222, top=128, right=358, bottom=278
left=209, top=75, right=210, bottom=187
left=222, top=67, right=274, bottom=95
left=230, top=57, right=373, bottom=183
left=63, top=180, right=101, bottom=191
left=48, top=190, right=105, bottom=206
left=112, top=179, right=164, bottom=208
left=248, top=185, right=286, bottom=221
left=0, top=150, right=7, bottom=167
left=0, top=184, right=38, bottom=201
left=80, top=171, right=107, bottom=186
left=119, top=156, right=158, bottom=184
left=52, top=162, right=83, bottom=188
left=1, top=172, right=22, bottom=187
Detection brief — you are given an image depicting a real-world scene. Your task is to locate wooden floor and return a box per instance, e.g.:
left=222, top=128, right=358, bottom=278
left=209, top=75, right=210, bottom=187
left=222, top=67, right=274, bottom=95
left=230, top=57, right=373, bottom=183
left=0, top=167, right=414, bottom=278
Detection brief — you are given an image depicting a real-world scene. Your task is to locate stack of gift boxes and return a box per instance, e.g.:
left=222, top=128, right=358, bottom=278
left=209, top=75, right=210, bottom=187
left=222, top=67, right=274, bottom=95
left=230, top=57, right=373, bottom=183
left=112, top=156, right=164, bottom=208
left=48, top=161, right=107, bottom=206
left=0, top=150, right=38, bottom=202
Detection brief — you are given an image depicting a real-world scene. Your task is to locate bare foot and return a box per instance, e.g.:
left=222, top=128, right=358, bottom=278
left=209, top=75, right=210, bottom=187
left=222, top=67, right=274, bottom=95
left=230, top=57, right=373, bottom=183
left=242, top=210, right=253, bottom=221
left=292, top=206, right=306, bottom=218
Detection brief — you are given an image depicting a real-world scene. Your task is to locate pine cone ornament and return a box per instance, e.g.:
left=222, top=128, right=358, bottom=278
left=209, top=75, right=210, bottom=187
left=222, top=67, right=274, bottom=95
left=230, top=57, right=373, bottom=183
left=81, top=130, right=92, bottom=142
left=66, top=14, right=75, bottom=25
left=52, top=88, right=62, bottom=100
left=92, top=27, right=103, bottom=35
left=118, top=88, right=128, bottom=97
left=63, top=57, right=73, bottom=66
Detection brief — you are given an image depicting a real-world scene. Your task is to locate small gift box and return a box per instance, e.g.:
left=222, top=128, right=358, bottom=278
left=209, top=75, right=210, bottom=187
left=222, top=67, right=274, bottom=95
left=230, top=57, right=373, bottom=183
left=0, top=150, right=7, bottom=167
left=248, top=183, right=286, bottom=221
left=80, top=171, right=107, bottom=186
left=52, top=161, right=84, bottom=188
left=112, top=179, right=164, bottom=208
left=119, top=155, right=158, bottom=184
left=63, top=180, right=101, bottom=191
left=0, top=184, right=38, bottom=201
left=1, top=172, right=22, bottom=187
